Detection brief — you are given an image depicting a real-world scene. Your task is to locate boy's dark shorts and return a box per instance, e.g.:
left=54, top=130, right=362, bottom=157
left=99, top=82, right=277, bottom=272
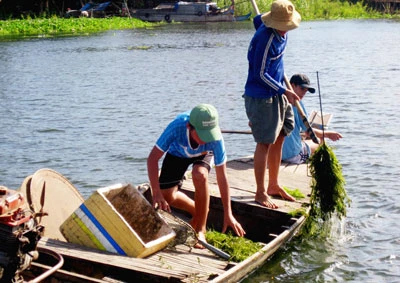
left=159, top=152, right=213, bottom=190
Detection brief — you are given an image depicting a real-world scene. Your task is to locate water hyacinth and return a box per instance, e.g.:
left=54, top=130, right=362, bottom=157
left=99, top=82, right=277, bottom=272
left=0, top=17, right=154, bottom=38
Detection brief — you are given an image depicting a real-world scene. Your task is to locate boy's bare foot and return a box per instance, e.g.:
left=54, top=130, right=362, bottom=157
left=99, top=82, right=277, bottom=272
left=194, top=231, right=206, bottom=249
left=255, top=192, right=278, bottom=209
left=267, top=185, right=296, bottom=202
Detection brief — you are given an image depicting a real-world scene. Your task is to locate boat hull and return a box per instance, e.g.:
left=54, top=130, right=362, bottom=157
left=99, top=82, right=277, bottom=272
left=132, top=2, right=251, bottom=23
left=133, top=11, right=251, bottom=22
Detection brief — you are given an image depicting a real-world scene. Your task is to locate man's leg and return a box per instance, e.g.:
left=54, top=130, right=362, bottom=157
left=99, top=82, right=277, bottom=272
left=254, top=143, right=278, bottom=209
left=267, top=133, right=296, bottom=201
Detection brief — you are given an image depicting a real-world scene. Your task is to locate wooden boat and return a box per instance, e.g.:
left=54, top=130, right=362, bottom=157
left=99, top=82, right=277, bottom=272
left=12, top=157, right=310, bottom=282
left=132, top=2, right=251, bottom=23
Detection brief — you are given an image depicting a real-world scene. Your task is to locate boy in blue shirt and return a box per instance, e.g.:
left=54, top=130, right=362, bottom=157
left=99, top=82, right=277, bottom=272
left=147, top=104, right=245, bottom=247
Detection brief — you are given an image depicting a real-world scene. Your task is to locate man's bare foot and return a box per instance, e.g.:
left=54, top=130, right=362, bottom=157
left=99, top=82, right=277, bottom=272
left=267, top=185, right=296, bottom=202
left=255, top=192, right=278, bottom=209
left=194, top=231, right=206, bottom=249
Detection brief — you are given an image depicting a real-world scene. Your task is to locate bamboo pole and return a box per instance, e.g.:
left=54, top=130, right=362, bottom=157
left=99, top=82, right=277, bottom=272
left=221, top=130, right=252, bottom=134
left=284, top=75, right=319, bottom=144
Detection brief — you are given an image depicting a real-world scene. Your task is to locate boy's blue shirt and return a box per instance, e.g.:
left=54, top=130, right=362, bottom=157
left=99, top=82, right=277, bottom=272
left=155, top=112, right=227, bottom=166
left=282, top=101, right=308, bottom=160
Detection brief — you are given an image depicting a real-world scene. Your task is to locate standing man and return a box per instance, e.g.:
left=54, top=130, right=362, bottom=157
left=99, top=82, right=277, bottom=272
left=282, top=74, right=343, bottom=164
left=147, top=104, right=245, bottom=247
left=243, top=0, right=301, bottom=209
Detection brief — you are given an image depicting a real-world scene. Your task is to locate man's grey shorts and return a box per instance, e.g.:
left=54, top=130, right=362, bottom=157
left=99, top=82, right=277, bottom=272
left=244, top=94, right=294, bottom=144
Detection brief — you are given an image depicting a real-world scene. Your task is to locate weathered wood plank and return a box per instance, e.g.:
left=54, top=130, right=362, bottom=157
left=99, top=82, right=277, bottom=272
left=182, top=158, right=311, bottom=215
left=27, top=262, right=111, bottom=283
left=38, top=238, right=188, bottom=282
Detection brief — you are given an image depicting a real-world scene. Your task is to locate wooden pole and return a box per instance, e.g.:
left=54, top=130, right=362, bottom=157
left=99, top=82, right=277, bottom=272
left=249, top=0, right=260, bottom=15
left=221, top=130, right=252, bottom=134
left=284, top=74, right=319, bottom=144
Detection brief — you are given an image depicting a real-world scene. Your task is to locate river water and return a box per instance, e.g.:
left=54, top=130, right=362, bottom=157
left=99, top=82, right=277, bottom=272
left=1, top=19, right=400, bottom=282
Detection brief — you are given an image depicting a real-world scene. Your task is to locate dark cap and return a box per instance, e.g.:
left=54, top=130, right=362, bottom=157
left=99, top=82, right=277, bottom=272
left=290, top=74, right=315, bottom=93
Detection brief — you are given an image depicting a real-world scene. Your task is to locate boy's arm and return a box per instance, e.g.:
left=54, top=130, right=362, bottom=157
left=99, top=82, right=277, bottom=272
left=215, top=164, right=245, bottom=237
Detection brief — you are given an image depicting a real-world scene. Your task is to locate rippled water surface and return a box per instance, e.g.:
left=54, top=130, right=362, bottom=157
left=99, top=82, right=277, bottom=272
left=1, top=19, right=400, bottom=282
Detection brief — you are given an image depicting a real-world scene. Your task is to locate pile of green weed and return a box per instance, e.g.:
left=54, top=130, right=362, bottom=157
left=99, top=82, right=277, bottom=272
left=206, top=230, right=262, bottom=262
left=283, top=186, right=305, bottom=200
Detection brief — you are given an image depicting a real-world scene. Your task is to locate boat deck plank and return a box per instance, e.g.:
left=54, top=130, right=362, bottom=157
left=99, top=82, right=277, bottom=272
left=182, top=157, right=311, bottom=214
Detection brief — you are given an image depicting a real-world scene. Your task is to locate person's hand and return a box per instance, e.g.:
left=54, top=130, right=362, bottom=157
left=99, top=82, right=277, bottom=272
left=284, top=88, right=300, bottom=105
left=326, top=131, right=343, bottom=141
left=222, top=215, right=246, bottom=237
left=152, top=192, right=171, bottom=212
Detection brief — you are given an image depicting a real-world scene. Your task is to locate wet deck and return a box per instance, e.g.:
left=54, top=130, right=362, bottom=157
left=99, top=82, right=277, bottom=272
left=35, top=157, right=311, bottom=283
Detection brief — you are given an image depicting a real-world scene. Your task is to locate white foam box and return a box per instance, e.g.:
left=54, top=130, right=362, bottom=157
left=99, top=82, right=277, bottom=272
left=60, top=183, right=175, bottom=258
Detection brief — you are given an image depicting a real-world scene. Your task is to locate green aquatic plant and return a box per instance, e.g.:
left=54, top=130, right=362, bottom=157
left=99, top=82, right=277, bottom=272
left=128, top=45, right=152, bottom=50
left=287, top=208, right=308, bottom=218
left=206, top=230, right=262, bottom=262
left=303, top=143, right=351, bottom=236
left=0, top=16, right=155, bottom=38
left=283, top=186, right=305, bottom=200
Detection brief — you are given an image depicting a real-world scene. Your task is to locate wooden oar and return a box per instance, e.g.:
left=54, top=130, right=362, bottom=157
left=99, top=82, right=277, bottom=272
left=284, top=74, right=319, bottom=144
left=221, top=130, right=252, bottom=134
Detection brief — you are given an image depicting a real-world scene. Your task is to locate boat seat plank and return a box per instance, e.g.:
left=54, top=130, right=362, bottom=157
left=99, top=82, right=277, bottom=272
left=28, top=262, right=112, bottom=282
left=38, top=237, right=232, bottom=282
left=38, top=238, right=189, bottom=281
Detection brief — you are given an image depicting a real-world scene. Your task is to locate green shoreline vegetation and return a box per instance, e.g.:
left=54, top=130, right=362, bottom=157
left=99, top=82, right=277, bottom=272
left=0, top=17, right=154, bottom=38
left=0, top=0, right=397, bottom=38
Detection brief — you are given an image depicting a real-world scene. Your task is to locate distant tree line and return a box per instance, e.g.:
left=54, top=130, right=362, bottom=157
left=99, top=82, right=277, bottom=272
left=0, top=0, right=397, bottom=19
left=0, top=0, right=164, bottom=18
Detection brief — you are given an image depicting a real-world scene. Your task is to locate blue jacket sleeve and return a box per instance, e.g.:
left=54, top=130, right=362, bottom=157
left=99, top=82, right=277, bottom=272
left=253, top=14, right=262, bottom=30
left=250, top=32, right=286, bottom=95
